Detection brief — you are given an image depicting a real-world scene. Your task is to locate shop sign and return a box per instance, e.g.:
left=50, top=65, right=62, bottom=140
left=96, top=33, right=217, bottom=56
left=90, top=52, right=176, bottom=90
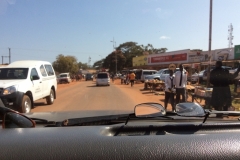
left=188, top=54, right=205, bottom=62
left=150, top=53, right=187, bottom=63
left=132, top=55, right=147, bottom=66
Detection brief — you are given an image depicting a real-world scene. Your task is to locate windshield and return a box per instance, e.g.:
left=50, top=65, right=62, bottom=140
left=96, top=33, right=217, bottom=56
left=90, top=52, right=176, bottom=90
left=0, top=1, right=240, bottom=118
left=97, top=73, right=108, bottom=78
left=59, top=74, right=67, bottom=78
left=0, top=68, right=28, bottom=80
left=156, top=70, right=164, bottom=74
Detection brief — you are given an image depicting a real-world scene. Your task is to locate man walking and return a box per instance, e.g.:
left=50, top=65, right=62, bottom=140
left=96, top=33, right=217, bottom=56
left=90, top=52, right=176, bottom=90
left=164, top=69, right=175, bottom=111
left=129, top=71, right=136, bottom=87
left=210, top=61, right=239, bottom=111
left=174, top=64, right=188, bottom=104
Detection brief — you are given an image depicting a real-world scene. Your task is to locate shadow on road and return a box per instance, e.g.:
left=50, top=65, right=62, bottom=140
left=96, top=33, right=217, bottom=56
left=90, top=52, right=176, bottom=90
left=142, top=92, right=154, bottom=94
left=34, top=102, right=47, bottom=107
left=87, top=85, right=98, bottom=87
left=87, top=85, right=110, bottom=87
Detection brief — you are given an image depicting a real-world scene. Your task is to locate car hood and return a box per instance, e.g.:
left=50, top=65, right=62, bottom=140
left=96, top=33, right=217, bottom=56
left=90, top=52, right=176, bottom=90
left=24, top=110, right=133, bottom=122
left=0, top=80, right=25, bottom=88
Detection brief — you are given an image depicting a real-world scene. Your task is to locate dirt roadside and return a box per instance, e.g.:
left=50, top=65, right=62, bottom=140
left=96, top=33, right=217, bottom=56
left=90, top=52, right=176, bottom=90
left=112, top=79, right=167, bottom=108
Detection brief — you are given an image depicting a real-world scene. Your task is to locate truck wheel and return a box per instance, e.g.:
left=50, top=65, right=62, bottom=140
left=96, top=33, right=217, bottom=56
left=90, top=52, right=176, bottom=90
left=20, top=95, right=32, bottom=113
left=46, top=89, right=55, bottom=105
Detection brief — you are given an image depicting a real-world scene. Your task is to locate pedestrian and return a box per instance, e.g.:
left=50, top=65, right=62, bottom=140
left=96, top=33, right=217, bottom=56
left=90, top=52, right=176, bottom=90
left=111, top=73, right=115, bottom=82
left=174, top=64, right=188, bottom=104
left=125, top=72, right=129, bottom=84
left=164, top=69, right=175, bottom=111
left=210, top=61, right=240, bottom=111
left=129, top=71, right=136, bottom=87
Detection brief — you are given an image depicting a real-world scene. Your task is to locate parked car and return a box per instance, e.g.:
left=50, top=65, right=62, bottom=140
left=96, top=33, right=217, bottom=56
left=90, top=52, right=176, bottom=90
left=96, top=72, right=110, bottom=86
left=58, top=73, right=71, bottom=84
left=135, top=69, right=157, bottom=82
left=85, top=73, right=93, bottom=81
left=0, top=60, right=57, bottom=113
left=145, top=68, right=180, bottom=82
left=202, top=66, right=232, bottom=81
left=191, top=70, right=205, bottom=83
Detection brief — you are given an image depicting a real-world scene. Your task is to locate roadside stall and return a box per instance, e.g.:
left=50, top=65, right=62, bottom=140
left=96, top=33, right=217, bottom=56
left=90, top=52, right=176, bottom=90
left=191, top=86, right=213, bottom=108
left=144, top=79, right=165, bottom=92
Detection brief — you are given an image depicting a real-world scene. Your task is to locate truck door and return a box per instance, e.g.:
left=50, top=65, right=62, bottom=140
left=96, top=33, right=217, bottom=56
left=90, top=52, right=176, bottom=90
left=30, top=68, right=43, bottom=100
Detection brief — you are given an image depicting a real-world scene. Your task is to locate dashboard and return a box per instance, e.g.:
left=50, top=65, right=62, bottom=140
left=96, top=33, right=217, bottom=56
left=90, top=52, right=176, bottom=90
left=1, top=122, right=240, bottom=159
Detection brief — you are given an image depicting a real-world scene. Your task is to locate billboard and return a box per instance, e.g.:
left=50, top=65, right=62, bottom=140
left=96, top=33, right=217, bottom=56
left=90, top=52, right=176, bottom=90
left=188, top=50, right=204, bottom=63
left=132, top=55, right=147, bottom=66
left=234, top=45, right=240, bottom=59
left=213, top=48, right=234, bottom=61
left=147, top=49, right=189, bottom=65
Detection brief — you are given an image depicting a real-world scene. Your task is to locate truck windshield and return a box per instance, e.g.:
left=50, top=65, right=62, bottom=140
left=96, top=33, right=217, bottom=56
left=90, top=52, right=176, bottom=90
left=0, top=68, right=29, bottom=80
left=60, top=74, right=67, bottom=77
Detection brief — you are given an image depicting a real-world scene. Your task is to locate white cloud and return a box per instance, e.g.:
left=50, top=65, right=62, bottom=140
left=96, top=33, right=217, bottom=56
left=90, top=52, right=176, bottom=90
left=155, top=8, right=173, bottom=19
left=160, top=36, right=170, bottom=40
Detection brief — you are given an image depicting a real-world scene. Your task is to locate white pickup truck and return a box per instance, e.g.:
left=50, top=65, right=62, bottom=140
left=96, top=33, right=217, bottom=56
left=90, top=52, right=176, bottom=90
left=0, top=60, right=57, bottom=113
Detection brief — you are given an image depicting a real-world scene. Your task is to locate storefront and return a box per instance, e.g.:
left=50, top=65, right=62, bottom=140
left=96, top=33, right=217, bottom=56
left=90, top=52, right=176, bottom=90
left=131, top=47, right=239, bottom=72
left=147, top=49, right=189, bottom=70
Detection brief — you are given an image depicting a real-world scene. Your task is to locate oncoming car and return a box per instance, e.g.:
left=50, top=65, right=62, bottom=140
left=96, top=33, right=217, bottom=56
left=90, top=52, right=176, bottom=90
left=96, top=72, right=110, bottom=86
left=85, top=73, right=93, bottom=81
left=58, top=73, right=71, bottom=84
left=0, top=60, right=57, bottom=113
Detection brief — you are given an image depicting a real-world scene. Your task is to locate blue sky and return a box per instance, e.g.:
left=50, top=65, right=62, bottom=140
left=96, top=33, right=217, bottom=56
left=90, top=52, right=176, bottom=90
left=0, top=0, right=240, bottom=65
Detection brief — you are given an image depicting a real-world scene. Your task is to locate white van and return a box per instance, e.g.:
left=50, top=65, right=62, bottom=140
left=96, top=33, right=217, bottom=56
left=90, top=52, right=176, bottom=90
left=0, top=60, right=57, bottom=113
left=135, top=69, right=157, bottom=82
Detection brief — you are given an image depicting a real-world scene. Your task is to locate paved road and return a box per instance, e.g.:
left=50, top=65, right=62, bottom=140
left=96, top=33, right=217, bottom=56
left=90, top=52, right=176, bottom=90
left=31, top=81, right=136, bottom=112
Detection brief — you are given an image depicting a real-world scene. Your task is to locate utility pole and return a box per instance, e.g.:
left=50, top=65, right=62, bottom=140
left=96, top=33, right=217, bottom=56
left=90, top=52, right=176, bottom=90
left=228, top=23, right=234, bottom=48
left=110, top=37, right=117, bottom=74
left=9, top=48, right=11, bottom=64
left=99, top=55, right=103, bottom=70
left=206, top=0, right=213, bottom=88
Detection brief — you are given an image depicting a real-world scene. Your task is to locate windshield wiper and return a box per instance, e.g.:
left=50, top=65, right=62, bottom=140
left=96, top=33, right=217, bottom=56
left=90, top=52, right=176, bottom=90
left=60, top=114, right=130, bottom=126
left=31, top=118, right=56, bottom=125
left=203, top=110, right=240, bottom=123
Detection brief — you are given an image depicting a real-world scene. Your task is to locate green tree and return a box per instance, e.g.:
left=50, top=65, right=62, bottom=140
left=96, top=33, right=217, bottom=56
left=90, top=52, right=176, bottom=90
left=116, top=42, right=168, bottom=68
left=116, top=42, right=144, bottom=68
left=93, top=59, right=104, bottom=69
left=52, top=54, right=79, bottom=74
left=78, top=62, right=88, bottom=70
left=103, top=50, right=126, bottom=73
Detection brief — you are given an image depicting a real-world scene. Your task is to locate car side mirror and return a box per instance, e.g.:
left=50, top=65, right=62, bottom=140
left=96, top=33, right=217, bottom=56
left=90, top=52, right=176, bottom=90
left=3, top=112, right=35, bottom=128
left=31, top=75, right=40, bottom=81
left=176, top=102, right=205, bottom=117
left=134, top=103, right=166, bottom=118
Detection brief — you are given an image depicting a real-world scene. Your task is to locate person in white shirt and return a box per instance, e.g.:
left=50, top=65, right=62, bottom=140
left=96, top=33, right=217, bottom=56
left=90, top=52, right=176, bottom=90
left=164, top=69, right=175, bottom=111
left=173, top=64, right=187, bottom=104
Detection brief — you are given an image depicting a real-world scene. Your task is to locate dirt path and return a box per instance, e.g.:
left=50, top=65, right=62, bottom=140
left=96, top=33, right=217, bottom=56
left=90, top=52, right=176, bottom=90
left=56, top=79, right=202, bottom=111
